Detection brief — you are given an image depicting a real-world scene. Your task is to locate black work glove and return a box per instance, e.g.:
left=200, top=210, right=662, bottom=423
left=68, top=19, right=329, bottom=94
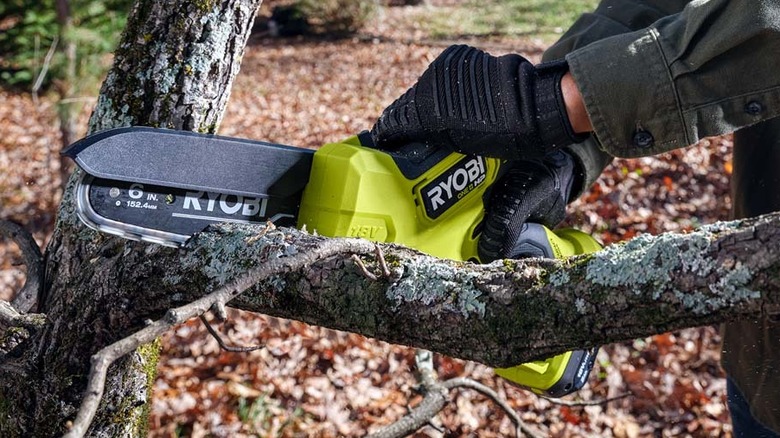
left=371, top=44, right=586, bottom=161
left=478, top=149, right=576, bottom=262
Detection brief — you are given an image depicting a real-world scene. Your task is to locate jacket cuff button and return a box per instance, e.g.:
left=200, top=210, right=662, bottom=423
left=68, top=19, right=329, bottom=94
left=632, top=130, right=654, bottom=148
left=745, top=101, right=764, bottom=115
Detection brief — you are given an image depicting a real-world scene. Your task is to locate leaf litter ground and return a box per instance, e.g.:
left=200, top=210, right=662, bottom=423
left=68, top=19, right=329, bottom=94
left=0, top=4, right=735, bottom=437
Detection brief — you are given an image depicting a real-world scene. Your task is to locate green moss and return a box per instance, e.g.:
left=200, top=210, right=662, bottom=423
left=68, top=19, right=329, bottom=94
left=137, top=338, right=162, bottom=389
left=197, top=123, right=218, bottom=134
left=192, top=0, right=218, bottom=13
left=110, top=339, right=161, bottom=435
left=0, top=394, right=13, bottom=436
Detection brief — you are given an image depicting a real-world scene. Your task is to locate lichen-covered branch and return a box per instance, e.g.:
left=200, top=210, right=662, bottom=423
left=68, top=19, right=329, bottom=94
left=89, top=0, right=261, bottom=134
left=48, top=210, right=780, bottom=372
left=63, top=237, right=377, bottom=438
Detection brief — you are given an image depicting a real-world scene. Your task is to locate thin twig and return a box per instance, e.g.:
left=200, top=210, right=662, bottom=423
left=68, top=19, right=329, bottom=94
left=351, top=254, right=378, bottom=281
left=199, top=315, right=263, bottom=353
left=542, top=392, right=633, bottom=407
left=443, top=377, right=543, bottom=438
left=246, top=221, right=275, bottom=244
left=31, top=35, right=59, bottom=105
left=210, top=301, right=228, bottom=322
left=374, top=245, right=392, bottom=278
left=63, top=237, right=376, bottom=438
left=371, top=351, right=542, bottom=438
left=58, top=96, right=98, bottom=104
left=0, top=220, right=44, bottom=313
left=367, top=385, right=449, bottom=438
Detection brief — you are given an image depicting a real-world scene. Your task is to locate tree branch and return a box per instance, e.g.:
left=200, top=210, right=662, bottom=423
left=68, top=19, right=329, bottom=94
left=88, top=211, right=780, bottom=369
left=63, top=236, right=377, bottom=438
left=0, top=301, right=46, bottom=331
left=0, top=220, right=43, bottom=313
left=441, top=378, right=543, bottom=438
left=199, top=315, right=263, bottom=353
left=368, top=350, right=541, bottom=438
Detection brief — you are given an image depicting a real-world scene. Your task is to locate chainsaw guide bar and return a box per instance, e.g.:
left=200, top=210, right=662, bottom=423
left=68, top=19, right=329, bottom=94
left=64, top=127, right=313, bottom=247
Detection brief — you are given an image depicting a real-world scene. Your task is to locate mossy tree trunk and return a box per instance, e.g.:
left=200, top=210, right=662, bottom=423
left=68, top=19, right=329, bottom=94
left=0, top=0, right=262, bottom=436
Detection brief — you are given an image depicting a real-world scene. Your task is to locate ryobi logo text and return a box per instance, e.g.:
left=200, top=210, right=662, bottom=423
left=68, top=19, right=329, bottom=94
left=182, top=191, right=267, bottom=219
left=421, top=156, right=486, bottom=219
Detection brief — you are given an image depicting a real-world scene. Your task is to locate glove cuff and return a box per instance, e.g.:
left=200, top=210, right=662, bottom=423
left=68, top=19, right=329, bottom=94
left=533, top=60, right=589, bottom=152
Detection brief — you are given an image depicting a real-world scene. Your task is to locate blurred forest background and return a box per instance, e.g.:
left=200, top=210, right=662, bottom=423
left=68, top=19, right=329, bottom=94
left=1, top=0, right=735, bottom=436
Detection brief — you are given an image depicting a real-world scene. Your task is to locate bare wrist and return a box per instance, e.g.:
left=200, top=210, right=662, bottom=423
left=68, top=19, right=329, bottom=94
left=561, top=72, right=593, bottom=134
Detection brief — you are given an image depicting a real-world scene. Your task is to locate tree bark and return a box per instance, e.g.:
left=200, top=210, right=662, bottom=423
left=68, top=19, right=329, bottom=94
left=48, top=213, right=780, bottom=370
left=2, top=0, right=780, bottom=436
left=0, top=0, right=261, bottom=436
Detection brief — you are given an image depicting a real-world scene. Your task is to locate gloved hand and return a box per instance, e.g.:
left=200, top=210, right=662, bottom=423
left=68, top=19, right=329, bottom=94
left=478, top=149, right=577, bottom=262
left=371, top=44, right=586, bottom=161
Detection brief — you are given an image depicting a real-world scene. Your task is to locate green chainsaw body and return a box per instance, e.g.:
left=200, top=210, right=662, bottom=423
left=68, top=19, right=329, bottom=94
left=298, top=135, right=601, bottom=396
left=298, top=135, right=500, bottom=261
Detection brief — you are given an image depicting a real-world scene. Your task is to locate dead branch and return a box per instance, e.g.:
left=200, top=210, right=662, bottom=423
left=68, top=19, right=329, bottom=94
left=351, top=254, right=379, bottom=281
left=542, top=392, right=633, bottom=407
left=0, top=220, right=43, bottom=313
left=63, top=236, right=376, bottom=438
left=351, top=245, right=396, bottom=281
left=31, top=35, right=59, bottom=105
left=368, top=350, right=542, bottom=438
left=0, top=300, right=46, bottom=331
left=199, top=315, right=263, bottom=353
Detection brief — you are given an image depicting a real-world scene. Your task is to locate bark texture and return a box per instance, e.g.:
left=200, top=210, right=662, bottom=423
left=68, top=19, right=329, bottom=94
left=0, top=0, right=261, bottom=436
left=3, top=0, right=780, bottom=436
left=53, top=214, right=778, bottom=370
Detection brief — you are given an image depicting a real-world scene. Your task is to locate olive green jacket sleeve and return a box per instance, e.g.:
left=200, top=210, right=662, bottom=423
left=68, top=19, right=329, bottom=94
left=541, top=0, right=689, bottom=198
left=568, top=0, right=780, bottom=158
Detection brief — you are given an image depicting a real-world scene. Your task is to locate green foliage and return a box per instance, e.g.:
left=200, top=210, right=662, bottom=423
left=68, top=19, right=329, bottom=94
left=0, top=0, right=133, bottom=88
left=237, top=394, right=306, bottom=435
left=291, top=0, right=378, bottom=36
left=413, top=0, right=599, bottom=41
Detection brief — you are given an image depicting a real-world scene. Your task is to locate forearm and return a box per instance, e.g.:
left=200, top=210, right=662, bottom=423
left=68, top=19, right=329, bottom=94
left=543, top=0, right=689, bottom=198
left=543, top=0, right=690, bottom=63
left=567, top=0, right=780, bottom=157
left=553, top=1, right=693, bottom=134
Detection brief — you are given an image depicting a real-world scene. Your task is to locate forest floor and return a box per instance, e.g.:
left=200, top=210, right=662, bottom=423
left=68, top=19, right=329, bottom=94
left=0, top=1, right=736, bottom=437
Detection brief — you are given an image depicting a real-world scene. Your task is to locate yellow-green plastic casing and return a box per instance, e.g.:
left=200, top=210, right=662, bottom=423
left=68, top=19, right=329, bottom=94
left=298, top=136, right=602, bottom=395
left=494, top=227, right=602, bottom=394
left=297, top=136, right=502, bottom=260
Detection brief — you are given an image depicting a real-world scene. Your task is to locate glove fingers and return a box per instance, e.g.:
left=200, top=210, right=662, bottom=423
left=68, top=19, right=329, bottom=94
left=478, top=162, right=563, bottom=262
left=371, top=86, right=422, bottom=149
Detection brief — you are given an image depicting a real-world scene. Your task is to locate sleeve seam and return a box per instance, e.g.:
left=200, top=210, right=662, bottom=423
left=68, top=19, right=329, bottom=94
left=651, top=26, right=690, bottom=146
left=683, top=84, right=780, bottom=113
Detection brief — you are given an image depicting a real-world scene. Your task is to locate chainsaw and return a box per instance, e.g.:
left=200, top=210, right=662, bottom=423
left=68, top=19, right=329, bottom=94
left=63, top=126, right=599, bottom=397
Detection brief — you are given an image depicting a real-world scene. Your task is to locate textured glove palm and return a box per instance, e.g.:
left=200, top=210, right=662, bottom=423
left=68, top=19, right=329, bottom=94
left=371, top=44, right=583, bottom=160
left=478, top=150, right=576, bottom=262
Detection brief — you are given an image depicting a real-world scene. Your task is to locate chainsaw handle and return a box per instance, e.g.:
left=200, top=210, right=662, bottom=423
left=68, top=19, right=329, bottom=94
left=358, top=130, right=454, bottom=180
left=506, top=223, right=556, bottom=259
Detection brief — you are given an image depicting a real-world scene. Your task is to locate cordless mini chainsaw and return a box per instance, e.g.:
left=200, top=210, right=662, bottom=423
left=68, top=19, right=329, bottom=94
left=63, top=126, right=599, bottom=397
